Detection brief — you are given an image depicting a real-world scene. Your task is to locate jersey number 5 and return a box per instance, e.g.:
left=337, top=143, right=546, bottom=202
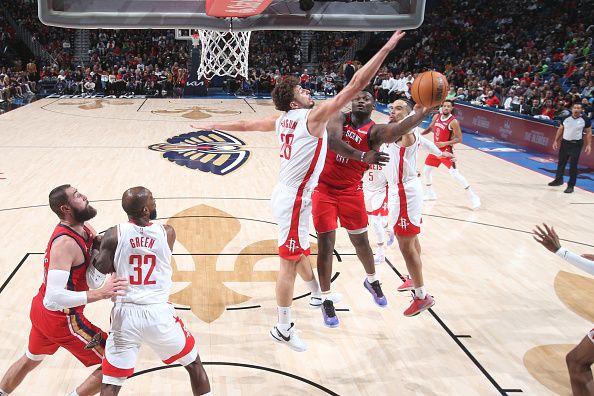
left=129, top=254, right=156, bottom=285
left=280, top=133, right=294, bottom=160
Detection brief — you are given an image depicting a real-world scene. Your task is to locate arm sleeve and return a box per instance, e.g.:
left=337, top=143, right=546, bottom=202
left=420, top=136, right=443, bottom=156
left=43, top=269, right=88, bottom=311
left=556, top=247, right=594, bottom=276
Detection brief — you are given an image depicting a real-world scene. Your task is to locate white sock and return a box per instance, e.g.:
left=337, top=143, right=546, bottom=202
left=199, top=392, right=213, bottom=396
left=0, top=388, right=9, bottom=396
left=423, top=165, right=435, bottom=186
left=449, top=168, right=470, bottom=189
left=414, top=286, right=427, bottom=300
left=367, top=273, right=378, bottom=283
left=306, top=278, right=321, bottom=297
left=321, top=290, right=331, bottom=301
left=67, top=391, right=79, bottom=396
left=277, top=306, right=291, bottom=333
left=466, top=186, right=477, bottom=196
left=369, top=215, right=386, bottom=244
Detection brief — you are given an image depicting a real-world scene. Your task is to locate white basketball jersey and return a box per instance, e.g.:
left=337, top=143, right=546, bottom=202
left=384, top=127, right=422, bottom=187
left=363, top=144, right=388, bottom=193
left=276, top=108, right=328, bottom=190
left=113, top=222, right=172, bottom=305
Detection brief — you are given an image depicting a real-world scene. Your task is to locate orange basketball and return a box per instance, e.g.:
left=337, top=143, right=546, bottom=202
left=410, top=71, right=449, bottom=107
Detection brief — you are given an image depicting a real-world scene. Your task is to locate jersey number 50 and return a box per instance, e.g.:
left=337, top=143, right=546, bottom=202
left=129, top=254, right=156, bottom=285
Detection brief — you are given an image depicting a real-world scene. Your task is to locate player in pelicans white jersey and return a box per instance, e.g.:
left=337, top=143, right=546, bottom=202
left=384, top=99, right=453, bottom=317
left=190, top=29, right=408, bottom=352
left=363, top=154, right=391, bottom=264
left=93, top=187, right=211, bottom=396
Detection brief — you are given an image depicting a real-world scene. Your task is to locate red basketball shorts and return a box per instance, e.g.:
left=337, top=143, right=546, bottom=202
left=425, top=153, right=455, bottom=169
left=28, top=296, right=106, bottom=366
left=312, top=183, right=368, bottom=233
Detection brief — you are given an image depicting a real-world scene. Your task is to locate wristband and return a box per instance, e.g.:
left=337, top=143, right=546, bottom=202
left=360, top=151, right=366, bottom=162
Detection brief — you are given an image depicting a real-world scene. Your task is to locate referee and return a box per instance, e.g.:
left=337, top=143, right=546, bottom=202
left=548, top=102, right=592, bottom=193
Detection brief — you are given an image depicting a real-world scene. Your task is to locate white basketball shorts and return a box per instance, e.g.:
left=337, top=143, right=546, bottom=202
left=271, top=183, right=313, bottom=261
left=388, top=177, right=423, bottom=236
left=102, top=302, right=197, bottom=379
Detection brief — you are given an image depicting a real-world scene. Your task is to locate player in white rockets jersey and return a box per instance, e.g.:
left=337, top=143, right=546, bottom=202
left=383, top=99, right=454, bottom=317
left=190, top=30, right=405, bottom=352
left=363, top=153, right=393, bottom=264
left=93, top=187, right=211, bottom=396
left=533, top=223, right=594, bottom=396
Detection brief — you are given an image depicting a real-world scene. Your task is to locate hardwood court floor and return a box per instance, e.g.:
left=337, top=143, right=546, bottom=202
left=0, top=97, right=592, bottom=395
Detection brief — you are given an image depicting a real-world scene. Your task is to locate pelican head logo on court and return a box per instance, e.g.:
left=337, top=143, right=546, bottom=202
left=149, top=130, right=250, bottom=175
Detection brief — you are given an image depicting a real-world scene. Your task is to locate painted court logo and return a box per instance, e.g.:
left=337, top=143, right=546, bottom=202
left=149, top=130, right=250, bottom=175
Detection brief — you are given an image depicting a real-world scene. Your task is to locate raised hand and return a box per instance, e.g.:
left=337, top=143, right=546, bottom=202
left=385, top=30, right=406, bottom=50
left=532, top=223, right=561, bottom=253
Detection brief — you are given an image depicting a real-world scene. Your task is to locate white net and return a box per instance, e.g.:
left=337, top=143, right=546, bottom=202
left=196, top=30, right=252, bottom=80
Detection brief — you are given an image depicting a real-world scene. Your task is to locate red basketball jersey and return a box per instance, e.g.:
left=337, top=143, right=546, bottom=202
left=34, top=223, right=95, bottom=315
left=318, top=113, right=373, bottom=190
left=433, top=114, right=456, bottom=153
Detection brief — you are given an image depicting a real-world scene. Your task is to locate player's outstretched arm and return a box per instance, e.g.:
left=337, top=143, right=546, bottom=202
left=190, top=115, right=278, bottom=132
left=533, top=223, right=594, bottom=276
left=43, top=233, right=127, bottom=311
left=371, top=106, right=432, bottom=148
left=326, top=113, right=389, bottom=165
left=420, top=136, right=454, bottom=159
left=308, top=30, right=406, bottom=137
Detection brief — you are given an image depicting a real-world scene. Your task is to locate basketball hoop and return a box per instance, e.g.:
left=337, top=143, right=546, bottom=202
left=195, top=29, right=251, bottom=80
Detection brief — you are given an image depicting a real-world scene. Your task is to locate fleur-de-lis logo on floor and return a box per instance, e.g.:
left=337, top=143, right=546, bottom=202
left=152, top=106, right=240, bottom=120
left=57, top=99, right=136, bottom=110
left=149, top=130, right=249, bottom=175
left=523, top=271, right=594, bottom=394
left=166, top=204, right=317, bottom=323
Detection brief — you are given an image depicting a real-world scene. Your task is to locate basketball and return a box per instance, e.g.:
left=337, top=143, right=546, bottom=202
left=410, top=71, right=449, bottom=107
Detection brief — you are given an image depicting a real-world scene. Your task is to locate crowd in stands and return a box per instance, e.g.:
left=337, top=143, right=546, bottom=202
left=0, top=14, right=35, bottom=110
left=373, top=0, right=594, bottom=121
left=1, top=0, right=592, bottom=123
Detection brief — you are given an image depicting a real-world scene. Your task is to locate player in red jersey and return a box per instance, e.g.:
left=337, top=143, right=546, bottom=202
left=0, top=185, right=127, bottom=396
left=313, top=91, right=431, bottom=327
left=421, top=100, right=481, bottom=209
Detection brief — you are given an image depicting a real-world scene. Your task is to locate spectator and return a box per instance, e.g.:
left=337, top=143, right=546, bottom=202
left=484, top=90, right=501, bottom=107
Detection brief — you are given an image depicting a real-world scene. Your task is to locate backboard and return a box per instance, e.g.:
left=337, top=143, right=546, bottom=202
left=38, top=0, right=426, bottom=31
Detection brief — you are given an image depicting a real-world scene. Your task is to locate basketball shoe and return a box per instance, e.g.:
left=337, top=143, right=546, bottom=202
left=321, top=300, right=339, bottom=328
left=364, top=279, right=388, bottom=307
left=403, top=294, right=435, bottom=317
left=309, top=292, right=343, bottom=308
left=397, top=275, right=414, bottom=292
left=270, top=323, right=307, bottom=352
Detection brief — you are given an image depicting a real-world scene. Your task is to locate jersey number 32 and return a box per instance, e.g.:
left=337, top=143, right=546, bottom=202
left=129, top=254, right=156, bottom=285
